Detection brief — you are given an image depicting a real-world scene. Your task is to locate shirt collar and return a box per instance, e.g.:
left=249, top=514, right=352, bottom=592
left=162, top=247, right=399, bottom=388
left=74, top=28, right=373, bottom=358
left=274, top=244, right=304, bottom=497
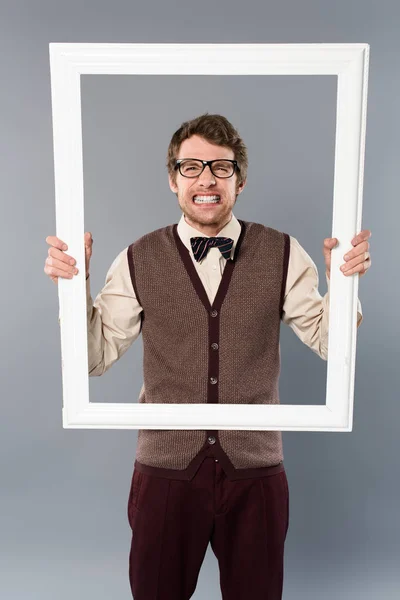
left=177, top=212, right=241, bottom=261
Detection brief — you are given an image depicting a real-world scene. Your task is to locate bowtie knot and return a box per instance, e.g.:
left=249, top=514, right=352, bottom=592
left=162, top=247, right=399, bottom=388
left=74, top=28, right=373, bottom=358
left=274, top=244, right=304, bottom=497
left=190, top=236, right=234, bottom=262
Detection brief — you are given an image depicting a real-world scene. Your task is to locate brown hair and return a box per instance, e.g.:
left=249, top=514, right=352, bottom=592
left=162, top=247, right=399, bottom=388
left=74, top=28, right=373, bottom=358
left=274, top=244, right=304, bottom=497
left=166, top=113, right=248, bottom=190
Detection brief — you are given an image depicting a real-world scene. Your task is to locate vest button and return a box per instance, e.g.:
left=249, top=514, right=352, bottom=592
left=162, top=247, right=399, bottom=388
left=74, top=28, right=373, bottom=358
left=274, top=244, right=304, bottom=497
left=210, top=310, right=218, bottom=317
left=208, top=436, right=216, bottom=444
left=210, top=377, right=218, bottom=384
left=211, top=343, right=219, bottom=350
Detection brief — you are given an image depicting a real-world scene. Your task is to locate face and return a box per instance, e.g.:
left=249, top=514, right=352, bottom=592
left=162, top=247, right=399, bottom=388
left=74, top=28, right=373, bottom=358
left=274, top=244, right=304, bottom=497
left=168, top=134, right=246, bottom=236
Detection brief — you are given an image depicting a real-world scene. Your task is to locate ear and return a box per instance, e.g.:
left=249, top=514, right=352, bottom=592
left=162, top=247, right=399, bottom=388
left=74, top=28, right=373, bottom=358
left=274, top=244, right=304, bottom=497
left=236, top=178, right=247, bottom=195
left=168, top=173, right=178, bottom=194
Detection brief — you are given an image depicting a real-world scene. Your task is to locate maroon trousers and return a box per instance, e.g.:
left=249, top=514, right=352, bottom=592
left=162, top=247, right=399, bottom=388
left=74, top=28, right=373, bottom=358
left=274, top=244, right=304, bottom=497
left=127, top=456, right=289, bottom=600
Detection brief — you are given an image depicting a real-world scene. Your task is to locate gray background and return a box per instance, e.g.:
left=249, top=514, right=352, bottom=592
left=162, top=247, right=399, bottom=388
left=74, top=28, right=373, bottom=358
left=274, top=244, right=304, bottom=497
left=1, top=1, right=398, bottom=599
left=83, top=73, right=335, bottom=405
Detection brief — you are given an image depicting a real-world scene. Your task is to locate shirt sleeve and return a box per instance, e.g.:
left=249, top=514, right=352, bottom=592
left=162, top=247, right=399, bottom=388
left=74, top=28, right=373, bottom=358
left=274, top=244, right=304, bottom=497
left=281, top=236, right=363, bottom=361
left=85, top=247, right=143, bottom=376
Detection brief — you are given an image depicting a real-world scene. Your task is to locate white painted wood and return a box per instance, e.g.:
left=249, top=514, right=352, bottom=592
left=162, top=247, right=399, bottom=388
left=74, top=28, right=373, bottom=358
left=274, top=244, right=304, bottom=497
left=49, top=43, right=369, bottom=430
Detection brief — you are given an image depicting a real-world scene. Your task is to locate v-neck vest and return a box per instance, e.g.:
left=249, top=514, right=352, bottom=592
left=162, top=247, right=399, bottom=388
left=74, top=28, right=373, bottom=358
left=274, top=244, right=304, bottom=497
left=127, top=220, right=290, bottom=481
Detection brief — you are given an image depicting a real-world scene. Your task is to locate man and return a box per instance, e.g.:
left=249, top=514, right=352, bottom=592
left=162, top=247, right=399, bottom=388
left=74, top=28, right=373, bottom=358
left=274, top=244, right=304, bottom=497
left=44, top=113, right=371, bottom=600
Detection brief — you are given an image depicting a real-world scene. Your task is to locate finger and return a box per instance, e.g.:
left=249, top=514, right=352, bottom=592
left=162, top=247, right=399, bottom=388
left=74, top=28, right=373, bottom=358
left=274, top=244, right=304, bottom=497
left=341, top=256, right=371, bottom=276
left=45, top=255, right=79, bottom=277
left=343, top=240, right=369, bottom=261
left=44, top=264, right=73, bottom=280
left=351, top=229, right=371, bottom=246
left=363, top=256, right=372, bottom=274
left=340, top=251, right=370, bottom=272
left=48, top=246, right=76, bottom=265
left=343, top=260, right=370, bottom=276
left=46, top=235, right=69, bottom=251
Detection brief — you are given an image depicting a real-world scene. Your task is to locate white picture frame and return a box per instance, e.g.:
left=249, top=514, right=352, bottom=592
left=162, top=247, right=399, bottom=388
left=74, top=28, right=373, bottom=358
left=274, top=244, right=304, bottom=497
left=49, top=42, right=369, bottom=431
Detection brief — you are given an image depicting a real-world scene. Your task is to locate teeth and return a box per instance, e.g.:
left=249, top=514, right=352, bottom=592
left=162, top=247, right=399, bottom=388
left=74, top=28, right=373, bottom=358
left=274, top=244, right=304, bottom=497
left=193, top=195, right=220, bottom=203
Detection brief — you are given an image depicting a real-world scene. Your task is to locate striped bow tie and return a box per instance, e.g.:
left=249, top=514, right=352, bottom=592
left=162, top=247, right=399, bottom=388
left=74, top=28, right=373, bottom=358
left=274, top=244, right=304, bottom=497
left=190, top=236, right=234, bottom=262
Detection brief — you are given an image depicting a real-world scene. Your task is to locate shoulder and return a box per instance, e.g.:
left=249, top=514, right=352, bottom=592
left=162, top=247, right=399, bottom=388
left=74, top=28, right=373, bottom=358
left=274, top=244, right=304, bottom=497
left=128, top=224, right=174, bottom=252
left=286, top=236, right=318, bottom=272
left=241, top=219, right=292, bottom=243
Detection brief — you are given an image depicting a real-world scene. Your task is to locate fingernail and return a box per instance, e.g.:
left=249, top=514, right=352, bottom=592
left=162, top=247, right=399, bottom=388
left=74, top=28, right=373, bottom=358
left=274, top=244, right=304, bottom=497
left=63, top=244, right=68, bottom=250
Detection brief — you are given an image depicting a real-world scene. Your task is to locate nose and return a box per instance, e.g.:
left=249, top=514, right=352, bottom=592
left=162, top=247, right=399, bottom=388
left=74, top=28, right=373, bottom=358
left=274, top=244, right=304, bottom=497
left=198, top=164, right=216, bottom=186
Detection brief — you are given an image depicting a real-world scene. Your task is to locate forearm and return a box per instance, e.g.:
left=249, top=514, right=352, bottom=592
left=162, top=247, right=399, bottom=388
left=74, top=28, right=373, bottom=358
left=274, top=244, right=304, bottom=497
left=282, top=237, right=363, bottom=361
left=85, top=251, right=143, bottom=376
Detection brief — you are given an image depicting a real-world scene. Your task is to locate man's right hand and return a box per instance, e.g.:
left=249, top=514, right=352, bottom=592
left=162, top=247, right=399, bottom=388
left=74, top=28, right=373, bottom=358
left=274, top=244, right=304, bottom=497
left=44, top=232, right=93, bottom=285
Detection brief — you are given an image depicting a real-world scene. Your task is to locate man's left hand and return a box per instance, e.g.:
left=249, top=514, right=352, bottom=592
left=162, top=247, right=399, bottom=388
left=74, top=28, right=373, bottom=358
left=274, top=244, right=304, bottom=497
left=324, top=230, right=372, bottom=280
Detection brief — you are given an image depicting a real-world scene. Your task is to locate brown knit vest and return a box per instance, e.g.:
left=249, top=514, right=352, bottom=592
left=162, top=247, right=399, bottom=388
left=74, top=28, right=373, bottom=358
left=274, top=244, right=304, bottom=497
left=127, top=220, right=290, bottom=481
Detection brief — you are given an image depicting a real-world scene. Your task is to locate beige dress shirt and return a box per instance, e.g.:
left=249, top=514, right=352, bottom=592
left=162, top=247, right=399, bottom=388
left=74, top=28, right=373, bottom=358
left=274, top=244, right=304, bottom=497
left=85, top=213, right=363, bottom=376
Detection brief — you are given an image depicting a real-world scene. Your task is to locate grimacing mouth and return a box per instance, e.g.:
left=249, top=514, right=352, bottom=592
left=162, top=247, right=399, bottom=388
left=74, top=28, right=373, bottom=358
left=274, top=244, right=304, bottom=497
left=192, top=194, right=221, bottom=203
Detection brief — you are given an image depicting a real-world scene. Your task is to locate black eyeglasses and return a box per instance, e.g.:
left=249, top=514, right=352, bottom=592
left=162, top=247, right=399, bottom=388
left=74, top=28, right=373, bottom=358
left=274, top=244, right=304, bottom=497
left=174, top=158, right=239, bottom=179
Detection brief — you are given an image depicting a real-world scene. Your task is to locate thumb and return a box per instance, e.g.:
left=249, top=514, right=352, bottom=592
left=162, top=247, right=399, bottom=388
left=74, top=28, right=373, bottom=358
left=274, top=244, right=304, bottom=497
left=326, top=237, right=338, bottom=248
left=84, top=232, right=93, bottom=267
left=84, top=233, right=93, bottom=277
left=323, top=237, right=338, bottom=253
left=84, top=232, right=93, bottom=250
left=323, top=237, right=338, bottom=273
